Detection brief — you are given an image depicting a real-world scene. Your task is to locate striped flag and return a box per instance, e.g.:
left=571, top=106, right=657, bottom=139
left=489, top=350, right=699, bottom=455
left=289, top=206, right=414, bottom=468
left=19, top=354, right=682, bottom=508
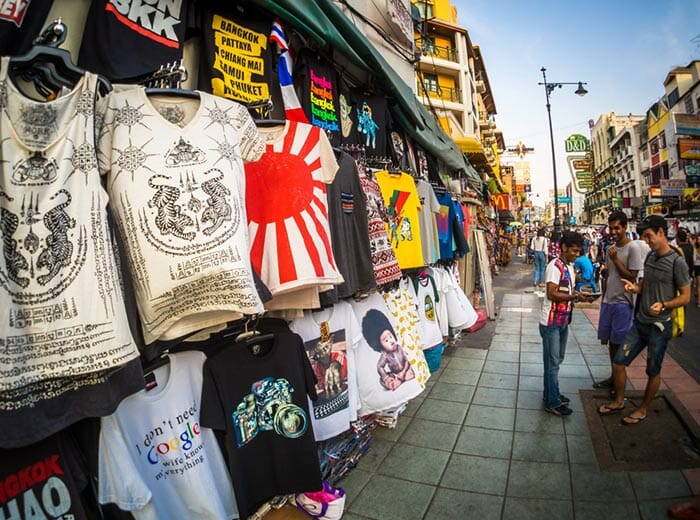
left=270, top=20, right=308, bottom=123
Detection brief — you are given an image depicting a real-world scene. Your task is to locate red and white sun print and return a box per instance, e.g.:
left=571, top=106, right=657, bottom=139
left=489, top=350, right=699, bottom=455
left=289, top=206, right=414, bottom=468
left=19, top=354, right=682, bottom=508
left=245, top=121, right=343, bottom=295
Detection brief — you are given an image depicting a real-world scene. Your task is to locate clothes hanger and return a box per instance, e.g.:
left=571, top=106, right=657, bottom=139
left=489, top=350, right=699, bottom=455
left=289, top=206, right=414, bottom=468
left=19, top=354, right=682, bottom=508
left=10, top=19, right=112, bottom=97
left=144, top=87, right=200, bottom=99
left=141, top=351, right=170, bottom=376
left=143, top=61, right=199, bottom=99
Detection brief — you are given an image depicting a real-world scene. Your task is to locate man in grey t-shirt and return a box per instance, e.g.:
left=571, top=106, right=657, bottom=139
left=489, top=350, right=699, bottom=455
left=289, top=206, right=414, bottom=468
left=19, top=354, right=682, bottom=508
left=594, top=211, right=645, bottom=392
left=598, top=215, right=691, bottom=425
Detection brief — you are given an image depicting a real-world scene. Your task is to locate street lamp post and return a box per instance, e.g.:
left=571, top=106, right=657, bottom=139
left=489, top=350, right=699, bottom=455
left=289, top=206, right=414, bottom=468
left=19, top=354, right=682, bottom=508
left=538, top=67, right=587, bottom=237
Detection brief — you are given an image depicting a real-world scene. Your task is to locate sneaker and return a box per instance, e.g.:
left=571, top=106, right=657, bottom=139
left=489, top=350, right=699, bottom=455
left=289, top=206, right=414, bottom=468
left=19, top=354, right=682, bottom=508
left=545, top=404, right=573, bottom=416
left=559, top=394, right=570, bottom=404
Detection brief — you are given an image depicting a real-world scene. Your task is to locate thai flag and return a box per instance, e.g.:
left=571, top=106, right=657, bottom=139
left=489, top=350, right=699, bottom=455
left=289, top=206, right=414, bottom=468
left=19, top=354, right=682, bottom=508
left=270, top=20, right=308, bottom=123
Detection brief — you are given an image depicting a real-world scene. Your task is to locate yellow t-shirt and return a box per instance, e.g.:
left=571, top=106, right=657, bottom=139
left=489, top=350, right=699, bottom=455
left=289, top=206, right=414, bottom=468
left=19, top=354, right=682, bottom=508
left=374, top=171, right=424, bottom=269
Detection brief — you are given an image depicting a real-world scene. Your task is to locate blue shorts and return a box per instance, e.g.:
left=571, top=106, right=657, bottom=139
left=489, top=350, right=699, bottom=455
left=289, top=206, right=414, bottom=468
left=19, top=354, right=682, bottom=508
left=612, top=319, right=672, bottom=377
left=598, top=302, right=634, bottom=345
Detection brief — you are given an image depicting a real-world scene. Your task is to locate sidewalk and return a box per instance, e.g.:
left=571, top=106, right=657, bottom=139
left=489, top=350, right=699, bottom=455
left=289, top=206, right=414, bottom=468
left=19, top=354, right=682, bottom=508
left=340, top=292, right=698, bottom=520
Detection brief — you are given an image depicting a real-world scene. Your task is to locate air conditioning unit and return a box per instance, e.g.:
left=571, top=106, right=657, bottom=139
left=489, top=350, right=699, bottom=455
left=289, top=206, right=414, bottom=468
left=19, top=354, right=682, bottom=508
left=475, top=80, right=486, bottom=93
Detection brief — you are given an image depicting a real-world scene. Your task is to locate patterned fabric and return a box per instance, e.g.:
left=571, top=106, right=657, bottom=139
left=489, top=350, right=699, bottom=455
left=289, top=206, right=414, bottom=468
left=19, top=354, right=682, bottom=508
left=0, top=57, right=139, bottom=388
left=546, top=258, right=573, bottom=327
left=245, top=121, right=343, bottom=296
left=98, top=87, right=265, bottom=343
left=382, top=282, right=430, bottom=387
left=358, top=170, right=402, bottom=286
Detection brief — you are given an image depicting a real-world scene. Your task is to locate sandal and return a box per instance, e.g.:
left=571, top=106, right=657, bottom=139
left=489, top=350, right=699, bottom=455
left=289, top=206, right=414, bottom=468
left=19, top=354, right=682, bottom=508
left=598, top=402, right=625, bottom=415
left=621, top=413, right=647, bottom=425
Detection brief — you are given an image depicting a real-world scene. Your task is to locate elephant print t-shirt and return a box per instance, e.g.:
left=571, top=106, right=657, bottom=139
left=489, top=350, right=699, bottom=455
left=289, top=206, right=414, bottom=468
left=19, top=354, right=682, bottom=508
left=98, top=87, right=265, bottom=343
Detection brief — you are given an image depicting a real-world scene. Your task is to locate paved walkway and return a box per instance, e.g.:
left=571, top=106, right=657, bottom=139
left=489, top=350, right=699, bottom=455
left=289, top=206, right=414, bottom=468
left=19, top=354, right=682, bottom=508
left=340, top=292, right=699, bottom=520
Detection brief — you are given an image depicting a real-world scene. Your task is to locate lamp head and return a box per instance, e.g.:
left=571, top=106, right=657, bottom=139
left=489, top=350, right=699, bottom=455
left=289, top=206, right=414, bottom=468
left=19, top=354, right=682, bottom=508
left=575, top=82, right=588, bottom=96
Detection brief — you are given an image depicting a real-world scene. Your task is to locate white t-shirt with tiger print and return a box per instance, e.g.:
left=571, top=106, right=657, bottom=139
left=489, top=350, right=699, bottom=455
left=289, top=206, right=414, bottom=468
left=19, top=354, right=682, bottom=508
left=98, top=87, right=265, bottom=344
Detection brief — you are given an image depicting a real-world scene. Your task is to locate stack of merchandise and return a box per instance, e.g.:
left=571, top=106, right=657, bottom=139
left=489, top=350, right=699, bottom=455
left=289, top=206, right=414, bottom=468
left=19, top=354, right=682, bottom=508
left=317, top=420, right=376, bottom=485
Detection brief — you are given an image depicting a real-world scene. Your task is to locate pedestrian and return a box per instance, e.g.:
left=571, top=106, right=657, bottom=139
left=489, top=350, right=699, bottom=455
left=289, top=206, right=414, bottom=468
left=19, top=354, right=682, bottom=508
left=676, top=228, right=694, bottom=281
left=574, top=251, right=598, bottom=293
left=540, top=231, right=595, bottom=416
left=531, top=228, right=549, bottom=288
left=694, top=234, right=700, bottom=307
left=598, top=215, right=691, bottom=425
left=592, top=211, right=645, bottom=393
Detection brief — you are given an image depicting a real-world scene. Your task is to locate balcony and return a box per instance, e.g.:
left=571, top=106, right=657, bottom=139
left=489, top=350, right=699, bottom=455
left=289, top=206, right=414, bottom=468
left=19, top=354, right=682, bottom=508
left=424, top=85, right=462, bottom=103
left=420, top=44, right=458, bottom=63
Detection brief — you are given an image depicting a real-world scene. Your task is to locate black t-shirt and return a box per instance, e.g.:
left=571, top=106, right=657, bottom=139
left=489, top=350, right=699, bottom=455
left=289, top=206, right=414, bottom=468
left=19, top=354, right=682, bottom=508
left=0, top=358, right=143, bottom=449
left=295, top=50, right=342, bottom=145
left=200, top=331, right=322, bottom=518
left=196, top=3, right=281, bottom=109
left=78, top=0, right=195, bottom=81
left=347, top=90, right=391, bottom=157
left=0, top=432, right=89, bottom=519
left=326, top=151, right=376, bottom=298
left=0, top=0, right=53, bottom=56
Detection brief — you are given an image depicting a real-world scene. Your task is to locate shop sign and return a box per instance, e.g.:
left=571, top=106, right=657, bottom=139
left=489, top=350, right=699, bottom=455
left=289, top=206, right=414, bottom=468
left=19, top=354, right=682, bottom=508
left=524, top=184, right=531, bottom=192
left=660, top=178, right=686, bottom=197
left=572, top=159, right=592, bottom=170
left=649, top=187, right=662, bottom=198
left=387, top=0, right=414, bottom=44
left=674, top=113, right=700, bottom=137
left=566, top=154, right=593, bottom=193
left=647, top=204, right=669, bottom=215
left=678, top=138, right=700, bottom=160
left=564, top=134, right=591, bottom=153
left=630, top=197, right=643, bottom=207
left=557, top=196, right=572, bottom=204
left=684, top=187, right=700, bottom=205
left=492, top=193, right=510, bottom=210
left=612, top=197, right=622, bottom=208
left=515, top=184, right=525, bottom=193
left=622, top=197, right=631, bottom=208
left=686, top=163, right=700, bottom=184
left=523, top=200, right=533, bottom=207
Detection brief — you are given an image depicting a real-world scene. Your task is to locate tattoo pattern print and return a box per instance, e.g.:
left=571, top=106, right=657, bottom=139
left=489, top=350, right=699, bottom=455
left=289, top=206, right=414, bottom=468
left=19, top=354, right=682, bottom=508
left=99, top=87, right=265, bottom=343
left=0, top=56, right=138, bottom=393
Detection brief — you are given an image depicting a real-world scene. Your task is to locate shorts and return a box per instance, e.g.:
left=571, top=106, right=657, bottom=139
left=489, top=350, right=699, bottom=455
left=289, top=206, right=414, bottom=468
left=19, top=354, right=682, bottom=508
left=597, top=302, right=634, bottom=345
left=613, top=318, right=672, bottom=376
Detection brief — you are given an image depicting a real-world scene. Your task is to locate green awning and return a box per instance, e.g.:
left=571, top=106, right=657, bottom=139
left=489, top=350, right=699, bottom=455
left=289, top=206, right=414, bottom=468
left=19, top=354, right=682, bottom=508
left=252, top=0, right=481, bottom=181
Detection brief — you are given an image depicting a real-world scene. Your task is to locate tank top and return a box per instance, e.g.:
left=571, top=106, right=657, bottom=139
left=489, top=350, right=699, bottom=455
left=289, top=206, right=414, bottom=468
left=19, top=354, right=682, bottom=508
left=0, top=57, right=139, bottom=391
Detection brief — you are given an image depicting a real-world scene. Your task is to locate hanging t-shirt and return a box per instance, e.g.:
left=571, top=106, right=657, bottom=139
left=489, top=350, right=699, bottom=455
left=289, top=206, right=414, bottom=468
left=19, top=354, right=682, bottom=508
left=409, top=274, right=444, bottom=349
left=381, top=283, right=430, bottom=387
left=196, top=3, right=279, bottom=107
left=200, top=332, right=322, bottom=518
left=0, top=58, right=140, bottom=389
left=326, top=152, right=376, bottom=298
left=294, top=50, right=342, bottom=145
left=415, top=180, right=440, bottom=265
left=289, top=301, right=360, bottom=441
left=78, top=0, right=195, bottom=81
left=244, top=120, right=343, bottom=296
left=451, top=198, right=469, bottom=256
left=358, top=170, right=402, bottom=286
left=0, top=0, right=53, bottom=56
left=99, top=351, right=237, bottom=520
left=0, top=432, right=89, bottom=519
left=436, top=191, right=456, bottom=260
left=349, top=293, right=423, bottom=415
left=374, top=171, right=424, bottom=269
left=349, top=91, right=390, bottom=157
left=98, top=87, right=265, bottom=344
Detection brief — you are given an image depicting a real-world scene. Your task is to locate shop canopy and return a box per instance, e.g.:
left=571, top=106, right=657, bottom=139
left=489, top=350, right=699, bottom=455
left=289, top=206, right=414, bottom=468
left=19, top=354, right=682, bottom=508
left=253, top=0, right=481, bottom=182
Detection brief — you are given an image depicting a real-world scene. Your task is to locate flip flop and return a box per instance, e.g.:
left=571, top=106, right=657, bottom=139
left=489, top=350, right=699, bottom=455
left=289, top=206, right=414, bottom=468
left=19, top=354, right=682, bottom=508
left=621, top=413, right=647, bottom=425
left=598, top=403, right=625, bottom=415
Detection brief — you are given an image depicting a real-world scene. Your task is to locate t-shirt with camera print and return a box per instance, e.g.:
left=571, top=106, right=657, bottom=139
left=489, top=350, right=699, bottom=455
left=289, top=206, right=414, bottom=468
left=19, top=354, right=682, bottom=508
left=200, top=332, right=321, bottom=518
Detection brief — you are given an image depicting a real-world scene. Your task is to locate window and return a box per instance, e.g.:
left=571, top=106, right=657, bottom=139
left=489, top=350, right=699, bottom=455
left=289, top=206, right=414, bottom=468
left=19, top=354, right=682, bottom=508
left=422, top=36, right=436, bottom=55
left=422, top=73, right=439, bottom=94
left=668, top=88, right=679, bottom=107
left=685, top=96, right=694, bottom=114
left=650, top=139, right=659, bottom=155
left=414, top=0, right=433, bottom=19
left=659, top=133, right=666, bottom=148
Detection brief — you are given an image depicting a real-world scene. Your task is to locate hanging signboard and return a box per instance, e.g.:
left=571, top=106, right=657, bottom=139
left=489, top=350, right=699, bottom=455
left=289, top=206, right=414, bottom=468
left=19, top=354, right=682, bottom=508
left=686, top=163, right=700, bottom=184
left=492, top=193, right=510, bottom=210
left=683, top=188, right=700, bottom=205
left=564, top=134, right=591, bottom=153
left=565, top=134, right=592, bottom=193
left=387, top=0, right=414, bottom=44
left=674, top=113, right=700, bottom=137
left=660, top=179, right=686, bottom=197
left=678, top=137, right=700, bottom=160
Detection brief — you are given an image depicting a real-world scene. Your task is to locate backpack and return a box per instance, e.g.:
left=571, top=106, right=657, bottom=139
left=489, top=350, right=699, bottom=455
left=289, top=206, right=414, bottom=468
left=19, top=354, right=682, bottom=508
left=642, top=248, right=685, bottom=338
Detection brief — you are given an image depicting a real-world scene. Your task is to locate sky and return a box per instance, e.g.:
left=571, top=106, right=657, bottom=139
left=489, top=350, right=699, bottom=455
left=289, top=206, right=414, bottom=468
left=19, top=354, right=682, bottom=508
left=453, top=0, right=700, bottom=207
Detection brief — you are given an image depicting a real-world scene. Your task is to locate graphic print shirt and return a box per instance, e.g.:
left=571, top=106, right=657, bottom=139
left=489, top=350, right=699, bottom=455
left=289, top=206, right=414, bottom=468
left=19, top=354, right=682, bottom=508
left=374, top=171, right=424, bottom=269
left=200, top=332, right=322, bottom=518
left=244, top=120, right=343, bottom=296
left=99, top=351, right=237, bottom=520
left=415, top=180, right=440, bottom=265
left=0, top=57, right=139, bottom=390
left=0, top=0, right=54, bottom=56
left=79, top=0, right=196, bottom=81
left=98, top=87, right=265, bottom=343
left=290, top=301, right=361, bottom=441
left=1, top=432, right=89, bottom=520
